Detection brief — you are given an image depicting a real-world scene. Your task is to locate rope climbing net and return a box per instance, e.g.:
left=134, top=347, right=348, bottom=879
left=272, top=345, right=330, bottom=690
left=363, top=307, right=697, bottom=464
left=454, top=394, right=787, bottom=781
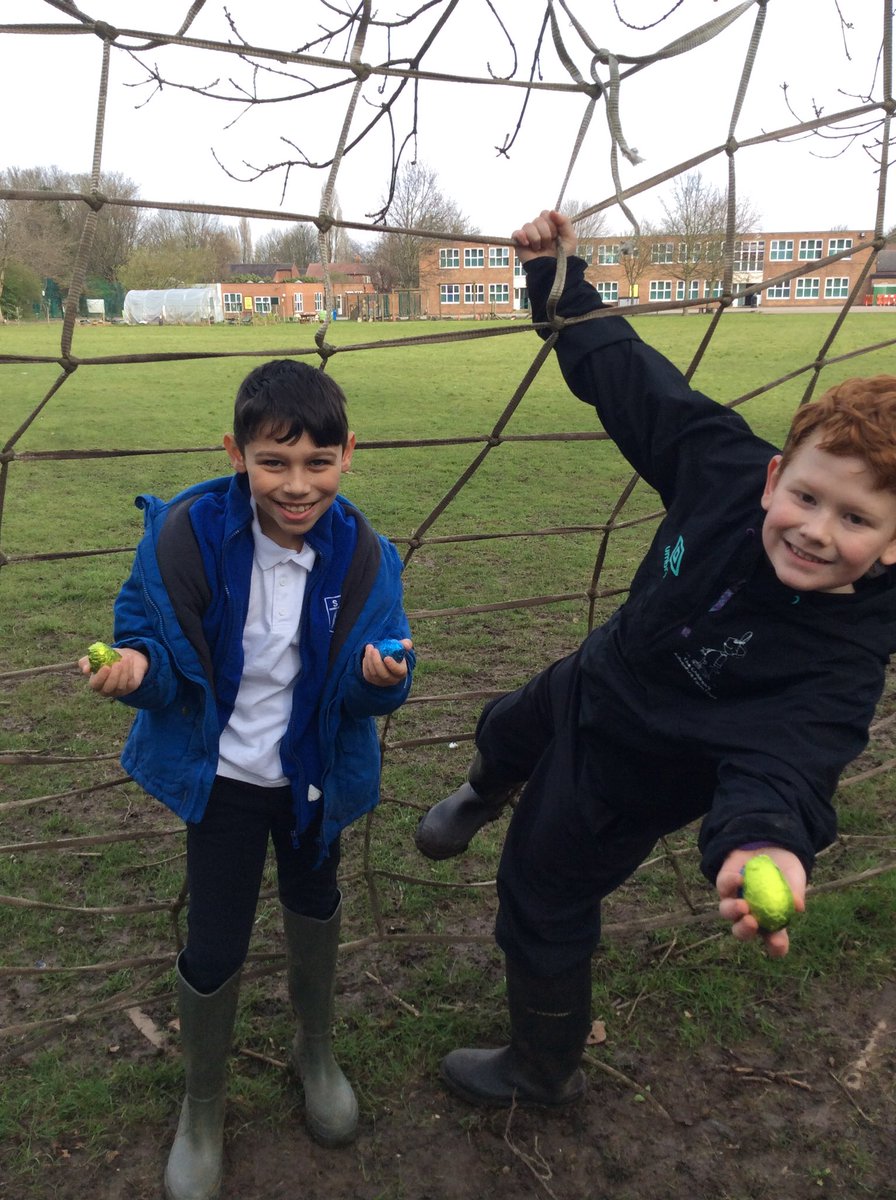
left=2, top=0, right=896, bottom=1048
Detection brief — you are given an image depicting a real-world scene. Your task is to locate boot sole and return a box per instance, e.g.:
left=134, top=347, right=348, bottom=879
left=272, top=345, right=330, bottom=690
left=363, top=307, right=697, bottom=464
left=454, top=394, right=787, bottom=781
left=439, top=1061, right=586, bottom=1109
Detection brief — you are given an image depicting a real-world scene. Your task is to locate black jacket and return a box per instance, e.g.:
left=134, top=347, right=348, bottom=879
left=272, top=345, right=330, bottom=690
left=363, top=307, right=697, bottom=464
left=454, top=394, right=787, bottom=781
left=526, top=255, right=896, bottom=881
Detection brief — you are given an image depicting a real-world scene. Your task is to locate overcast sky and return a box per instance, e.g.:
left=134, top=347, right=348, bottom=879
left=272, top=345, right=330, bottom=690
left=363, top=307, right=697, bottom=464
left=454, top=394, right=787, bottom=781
left=4, top=0, right=892, bottom=247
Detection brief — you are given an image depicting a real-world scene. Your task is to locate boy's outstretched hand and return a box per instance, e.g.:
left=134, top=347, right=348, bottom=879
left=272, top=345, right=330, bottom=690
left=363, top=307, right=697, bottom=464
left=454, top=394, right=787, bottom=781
left=511, top=209, right=577, bottom=263
left=79, top=647, right=149, bottom=698
left=362, top=639, right=413, bottom=687
left=716, top=847, right=807, bottom=958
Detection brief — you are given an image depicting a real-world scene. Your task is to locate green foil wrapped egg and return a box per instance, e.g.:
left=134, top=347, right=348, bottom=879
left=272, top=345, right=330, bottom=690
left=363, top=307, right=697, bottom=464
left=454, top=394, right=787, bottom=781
left=87, top=641, right=122, bottom=673
left=742, top=854, right=796, bottom=933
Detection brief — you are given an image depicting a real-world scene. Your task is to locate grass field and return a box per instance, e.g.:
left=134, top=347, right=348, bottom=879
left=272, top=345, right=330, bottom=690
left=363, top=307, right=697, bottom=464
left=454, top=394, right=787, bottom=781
left=1, top=311, right=895, bottom=1199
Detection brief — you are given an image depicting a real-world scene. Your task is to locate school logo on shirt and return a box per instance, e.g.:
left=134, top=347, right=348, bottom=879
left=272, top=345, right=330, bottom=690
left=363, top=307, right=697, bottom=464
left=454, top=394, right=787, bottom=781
left=663, top=534, right=685, bottom=577
left=325, top=595, right=340, bottom=632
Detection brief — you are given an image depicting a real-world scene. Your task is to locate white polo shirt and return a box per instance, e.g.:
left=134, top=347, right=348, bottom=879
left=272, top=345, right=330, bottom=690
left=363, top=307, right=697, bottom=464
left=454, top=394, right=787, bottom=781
left=217, top=504, right=318, bottom=788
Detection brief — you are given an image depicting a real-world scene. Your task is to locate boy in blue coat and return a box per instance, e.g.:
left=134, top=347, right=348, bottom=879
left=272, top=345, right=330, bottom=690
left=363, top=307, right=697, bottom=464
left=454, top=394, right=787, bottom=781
left=416, top=210, right=896, bottom=1110
left=81, top=359, right=414, bottom=1200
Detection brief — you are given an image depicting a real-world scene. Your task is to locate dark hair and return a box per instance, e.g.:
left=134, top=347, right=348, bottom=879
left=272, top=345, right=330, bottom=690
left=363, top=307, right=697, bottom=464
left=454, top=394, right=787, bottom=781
left=232, top=359, right=349, bottom=450
left=781, top=375, right=896, bottom=493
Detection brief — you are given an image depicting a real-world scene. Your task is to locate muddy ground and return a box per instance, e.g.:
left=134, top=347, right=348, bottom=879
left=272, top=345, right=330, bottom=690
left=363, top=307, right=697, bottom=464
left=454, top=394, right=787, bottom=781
left=4, top=949, right=893, bottom=1200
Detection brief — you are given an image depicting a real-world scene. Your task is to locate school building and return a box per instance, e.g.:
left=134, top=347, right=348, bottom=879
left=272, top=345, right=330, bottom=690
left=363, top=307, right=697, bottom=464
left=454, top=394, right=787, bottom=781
left=418, top=228, right=892, bottom=318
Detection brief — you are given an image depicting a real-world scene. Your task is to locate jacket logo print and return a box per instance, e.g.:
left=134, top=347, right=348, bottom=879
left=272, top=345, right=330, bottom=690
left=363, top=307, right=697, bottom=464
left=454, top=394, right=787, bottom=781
left=325, top=595, right=340, bottom=632
left=663, top=535, right=685, bottom=577
left=675, top=631, right=753, bottom=698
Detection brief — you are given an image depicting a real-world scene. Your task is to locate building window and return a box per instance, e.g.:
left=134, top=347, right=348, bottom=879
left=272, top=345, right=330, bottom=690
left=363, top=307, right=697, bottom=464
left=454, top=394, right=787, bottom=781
left=828, top=237, right=853, bottom=259
left=705, top=280, right=724, bottom=299
left=489, top=246, right=509, bottom=268
left=464, top=247, right=484, bottom=268
left=651, top=243, right=674, bottom=264
left=649, top=280, right=673, bottom=301
left=464, top=283, right=484, bottom=304
left=676, top=280, right=701, bottom=301
left=439, top=248, right=459, bottom=269
left=597, top=243, right=620, bottom=265
left=441, top=283, right=460, bottom=304
left=769, top=240, right=793, bottom=262
left=766, top=280, right=791, bottom=299
left=577, top=243, right=594, bottom=264
left=314, top=292, right=324, bottom=311
left=824, top=276, right=850, bottom=299
left=254, top=296, right=272, bottom=314
left=293, top=293, right=304, bottom=313
left=489, top=282, right=509, bottom=305
left=513, top=255, right=526, bottom=277
left=678, top=242, right=703, bottom=264
left=223, top=291, right=242, bottom=313
left=734, top=240, right=765, bottom=271
left=798, top=239, right=823, bottom=261
left=595, top=281, right=618, bottom=302
left=795, top=277, right=820, bottom=299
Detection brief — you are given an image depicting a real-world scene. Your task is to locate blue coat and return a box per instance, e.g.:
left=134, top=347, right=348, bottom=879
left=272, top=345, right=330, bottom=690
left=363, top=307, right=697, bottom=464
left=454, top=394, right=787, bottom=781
left=112, top=472, right=413, bottom=856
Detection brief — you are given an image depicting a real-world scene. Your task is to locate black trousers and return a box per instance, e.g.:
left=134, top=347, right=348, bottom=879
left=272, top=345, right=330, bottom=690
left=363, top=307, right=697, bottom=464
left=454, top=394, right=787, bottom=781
left=181, top=775, right=340, bottom=993
left=477, top=649, right=715, bottom=977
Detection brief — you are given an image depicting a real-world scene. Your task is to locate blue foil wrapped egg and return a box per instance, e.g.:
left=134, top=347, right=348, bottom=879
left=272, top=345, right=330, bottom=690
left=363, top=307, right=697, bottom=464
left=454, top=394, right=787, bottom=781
left=373, top=638, right=406, bottom=663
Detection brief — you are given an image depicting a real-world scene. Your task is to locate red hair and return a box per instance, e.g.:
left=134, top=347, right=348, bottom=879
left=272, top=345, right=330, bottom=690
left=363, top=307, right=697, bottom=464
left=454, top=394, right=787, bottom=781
left=781, top=376, right=896, bottom=493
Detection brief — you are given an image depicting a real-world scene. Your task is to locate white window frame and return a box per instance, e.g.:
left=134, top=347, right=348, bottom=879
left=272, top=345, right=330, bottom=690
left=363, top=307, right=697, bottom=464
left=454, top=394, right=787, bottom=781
left=597, top=244, right=620, bottom=265
left=595, top=281, right=619, bottom=302
left=828, top=237, right=853, bottom=260
left=577, top=243, right=594, bottom=264
left=799, top=239, right=823, bottom=261
left=464, top=247, right=484, bottom=269
left=488, top=246, right=510, bottom=268
left=766, top=280, right=791, bottom=299
left=824, top=276, right=850, bottom=299
left=314, top=292, right=324, bottom=311
left=223, top=291, right=242, bottom=314
left=795, top=277, right=820, bottom=299
left=651, top=243, right=674, bottom=265
left=769, top=240, right=793, bottom=262
left=441, top=283, right=460, bottom=304
left=439, top=248, right=460, bottom=269
left=253, top=296, right=272, bottom=314
left=292, top=292, right=304, bottom=313
left=489, top=282, right=509, bottom=305
left=464, top=283, right=484, bottom=305
left=649, top=280, right=673, bottom=301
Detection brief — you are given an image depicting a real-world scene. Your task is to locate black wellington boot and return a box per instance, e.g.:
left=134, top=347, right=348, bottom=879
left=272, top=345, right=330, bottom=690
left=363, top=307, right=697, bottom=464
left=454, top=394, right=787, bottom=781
left=414, top=752, right=519, bottom=860
left=440, top=956, right=591, bottom=1107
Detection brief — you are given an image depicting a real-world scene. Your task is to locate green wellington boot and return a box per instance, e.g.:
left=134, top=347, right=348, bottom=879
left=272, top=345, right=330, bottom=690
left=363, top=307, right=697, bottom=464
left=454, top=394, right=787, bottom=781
left=440, top=956, right=591, bottom=1107
left=414, top=751, right=519, bottom=860
left=282, top=897, right=359, bottom=1147
left=164, top=957, right=241, bottom=1200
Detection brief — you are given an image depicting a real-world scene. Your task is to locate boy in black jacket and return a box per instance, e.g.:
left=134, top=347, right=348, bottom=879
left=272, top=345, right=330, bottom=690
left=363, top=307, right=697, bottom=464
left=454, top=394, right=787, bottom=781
left=416, top=210, right=896, bottom=1108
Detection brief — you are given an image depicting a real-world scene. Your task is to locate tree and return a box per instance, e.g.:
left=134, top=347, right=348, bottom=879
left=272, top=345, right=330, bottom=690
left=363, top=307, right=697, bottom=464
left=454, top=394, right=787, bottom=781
left=255, top=222, right=319, bottom=270
left=565, top=199, right=609, bottom=244
left=237, top=216, right=253, bottom=263
left=657, top=172, right=760, bottom=307
left=0, top=260, right=42, bottom=319
left=370, top=162, right=475, bottom=290
left=121, top=210, right=239, bottom=289
left=617, top=232, right=655, bottom=301
left=72, top=170, right=141, bottom=283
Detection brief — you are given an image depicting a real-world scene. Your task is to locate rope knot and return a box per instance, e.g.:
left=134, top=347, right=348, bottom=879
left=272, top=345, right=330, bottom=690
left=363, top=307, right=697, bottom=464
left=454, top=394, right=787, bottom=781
left=316, top=214, right=334, bottom=234
left=351, top=61, right=372, bottom=82
left=93, top=21, right=118, bottom=41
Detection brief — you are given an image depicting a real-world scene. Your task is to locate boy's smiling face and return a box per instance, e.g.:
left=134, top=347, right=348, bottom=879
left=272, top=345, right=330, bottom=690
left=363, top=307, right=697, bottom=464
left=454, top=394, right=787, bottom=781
left=224, top=427, right=355, bottom=550
left=760, top=433, right=896, bottom=593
